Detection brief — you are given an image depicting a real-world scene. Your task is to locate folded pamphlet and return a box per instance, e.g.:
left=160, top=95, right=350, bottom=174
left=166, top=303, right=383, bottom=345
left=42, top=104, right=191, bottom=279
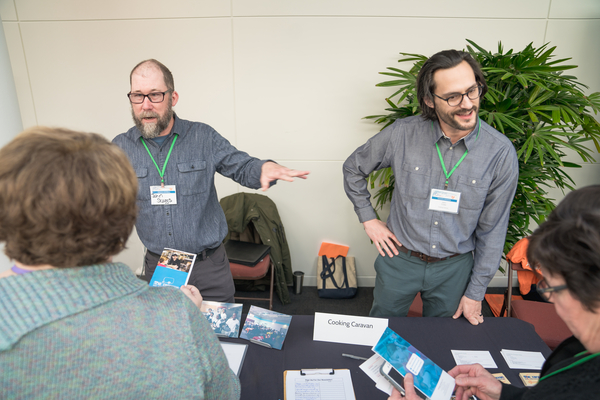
left=149, top=248, right=197, bottom=288
left=373, top=327, right=454, bottom=400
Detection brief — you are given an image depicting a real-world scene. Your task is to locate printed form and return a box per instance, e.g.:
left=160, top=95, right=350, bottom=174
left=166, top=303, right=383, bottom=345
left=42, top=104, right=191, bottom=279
left=284, top=369, right=355, bottom=400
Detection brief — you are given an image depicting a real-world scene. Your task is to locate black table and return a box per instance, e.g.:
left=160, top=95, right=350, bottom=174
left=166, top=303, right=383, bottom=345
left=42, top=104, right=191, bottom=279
left=222, top=316, right=552, bottom=400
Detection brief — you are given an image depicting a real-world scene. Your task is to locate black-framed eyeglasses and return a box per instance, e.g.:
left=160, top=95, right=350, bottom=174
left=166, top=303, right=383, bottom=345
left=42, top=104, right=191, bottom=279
left=127, top=90, right=171, bottom=104
left=536, top=278, right=568, bottom=302
left=433, top=85, right=483, bottom=107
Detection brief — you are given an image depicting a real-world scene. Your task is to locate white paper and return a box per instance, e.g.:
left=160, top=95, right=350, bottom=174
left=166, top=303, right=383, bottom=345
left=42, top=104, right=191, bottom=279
left=220, top=342, right=247, bottom=376
left=150, top=185, right=177, bottom=205
left=359, top=354, right=393, bottom=395
left=285, top=369, right=356, bottom=400
left=451, top=350, right=498, bottom=368
left=501, top=349, right=545, bottom=370
left=313, top=312, right=388, bottom=347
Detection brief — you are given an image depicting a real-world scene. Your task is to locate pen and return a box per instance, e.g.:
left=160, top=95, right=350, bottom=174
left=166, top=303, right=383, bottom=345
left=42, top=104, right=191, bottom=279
left=342, top=353, right=369, bottom=361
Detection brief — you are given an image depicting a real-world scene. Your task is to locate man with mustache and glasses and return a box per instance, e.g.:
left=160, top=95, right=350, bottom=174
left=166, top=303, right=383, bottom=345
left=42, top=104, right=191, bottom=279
left=113, top=59, right=308, bottom=302
left=343, top=50, right=518, bottom=325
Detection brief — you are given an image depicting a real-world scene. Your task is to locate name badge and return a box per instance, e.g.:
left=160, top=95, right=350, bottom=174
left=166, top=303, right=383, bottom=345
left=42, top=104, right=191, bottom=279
left=151, top=185, right=177, bottom=205
left=428, top=189, right=460, bottom=214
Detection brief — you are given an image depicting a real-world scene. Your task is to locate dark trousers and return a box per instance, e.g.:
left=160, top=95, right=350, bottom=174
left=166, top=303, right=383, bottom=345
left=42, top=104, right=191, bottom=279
left=370, top=250, right=474, bottom=318
left=143, top=243, right=235, bottom=303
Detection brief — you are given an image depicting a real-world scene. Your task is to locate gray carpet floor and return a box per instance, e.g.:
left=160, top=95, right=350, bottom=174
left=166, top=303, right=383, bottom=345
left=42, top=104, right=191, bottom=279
left=236, top=286, right=495, bottom=318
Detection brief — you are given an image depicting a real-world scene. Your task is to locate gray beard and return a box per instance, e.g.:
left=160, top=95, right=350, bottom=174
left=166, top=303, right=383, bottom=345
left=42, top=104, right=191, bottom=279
left=132, top=107, right=173, bottom=139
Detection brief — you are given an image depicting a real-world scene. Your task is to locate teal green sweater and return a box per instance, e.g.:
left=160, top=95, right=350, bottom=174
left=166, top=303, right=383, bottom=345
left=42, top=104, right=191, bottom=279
left=0, top=263, right=240, bottom=399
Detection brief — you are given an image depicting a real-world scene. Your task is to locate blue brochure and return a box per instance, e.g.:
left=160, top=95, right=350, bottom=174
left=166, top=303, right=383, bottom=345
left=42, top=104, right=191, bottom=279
left=373, top=327, right=454, bottom=400
left=149, top=248, right=197, bottom=288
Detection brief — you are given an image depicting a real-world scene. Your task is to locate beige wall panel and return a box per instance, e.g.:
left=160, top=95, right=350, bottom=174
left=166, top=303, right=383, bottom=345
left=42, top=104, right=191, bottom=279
left=546, top=19, right=600, bottom=93
left=549, top=0, right=600, bottom=18
left=544, top=19, right=600, bottom=202
left=18, top=19, right=236, bottom=141
left=13, top=0, right=229, bottom=21
left=232, top=0, right=550, bottom=18
left=233, top=17, right=546, bottom=161
left=2, top=22, right=36, bottom=128
left=0, top=1, right=18, bottom=21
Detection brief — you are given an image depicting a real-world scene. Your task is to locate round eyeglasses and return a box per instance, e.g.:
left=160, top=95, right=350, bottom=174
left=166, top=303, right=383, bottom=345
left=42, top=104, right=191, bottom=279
left=433, top=85, right=483, bottom=107
left=127, top=90, right=170, bottom=104
left=536, top=278, right=567, bottom=302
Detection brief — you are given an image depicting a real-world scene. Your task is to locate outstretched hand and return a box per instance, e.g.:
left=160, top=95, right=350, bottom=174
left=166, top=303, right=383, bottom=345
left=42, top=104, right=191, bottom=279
left=452, top=296, right=484, bottom=325
left=181, top=285, right=203, bottom=309
left=363, top=219, right=401, bottom=257
left=260, top=161, right=309, bottom=191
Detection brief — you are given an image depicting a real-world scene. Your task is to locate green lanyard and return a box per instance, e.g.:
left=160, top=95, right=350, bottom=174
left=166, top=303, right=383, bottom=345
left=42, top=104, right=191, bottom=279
left=433, top=119, right=480, bottom=190
left=140, top=134, right=178, bottom=187
left=539, top=351, right=600, bottom=382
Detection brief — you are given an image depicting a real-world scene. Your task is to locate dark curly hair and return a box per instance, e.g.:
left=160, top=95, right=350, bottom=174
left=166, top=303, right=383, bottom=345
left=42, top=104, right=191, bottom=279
left=527, top=185, right=600, bottom=312
left=0, top=127, right=138, bottom=267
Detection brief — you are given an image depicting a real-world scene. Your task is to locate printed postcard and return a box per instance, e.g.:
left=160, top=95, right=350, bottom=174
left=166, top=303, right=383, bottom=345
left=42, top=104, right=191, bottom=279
left=200, top=301, right=243, bottom=338
left=149, top=248, right=197, bottom=288
left=239, top=306, right=292, bottom=350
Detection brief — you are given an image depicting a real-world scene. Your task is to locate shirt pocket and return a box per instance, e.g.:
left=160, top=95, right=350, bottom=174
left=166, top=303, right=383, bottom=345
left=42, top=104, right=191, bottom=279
left=455, top=174, right=491, bottom=210
left=177, top=160, right=207, bottom=195
left=398, top=162, right=431, bottom=199
left=135, top=167, right=151, bottom=200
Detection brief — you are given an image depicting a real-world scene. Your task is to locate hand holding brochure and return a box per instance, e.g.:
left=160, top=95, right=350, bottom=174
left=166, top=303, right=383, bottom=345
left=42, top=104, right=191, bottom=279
left=149, top=248, right=196, bottom=288
left=373, top=327, right=455, bottom=400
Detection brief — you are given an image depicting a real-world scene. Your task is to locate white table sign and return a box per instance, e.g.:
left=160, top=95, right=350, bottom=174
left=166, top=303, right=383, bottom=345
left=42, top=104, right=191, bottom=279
left=313, top=312, right=388, bottom=347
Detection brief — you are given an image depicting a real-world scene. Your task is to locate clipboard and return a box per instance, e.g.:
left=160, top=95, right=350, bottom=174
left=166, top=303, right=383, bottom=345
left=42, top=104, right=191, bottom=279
left=284, top=368, right=356, bottom=400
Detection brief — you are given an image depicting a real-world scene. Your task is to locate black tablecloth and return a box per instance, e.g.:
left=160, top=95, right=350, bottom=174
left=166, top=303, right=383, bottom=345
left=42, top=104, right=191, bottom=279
left=221, top=316, right=552, bottom=400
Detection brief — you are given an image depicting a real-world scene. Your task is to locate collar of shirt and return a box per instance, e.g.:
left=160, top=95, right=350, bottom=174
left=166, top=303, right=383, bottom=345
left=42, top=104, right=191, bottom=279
left=431, top=119, right=480, bottom=150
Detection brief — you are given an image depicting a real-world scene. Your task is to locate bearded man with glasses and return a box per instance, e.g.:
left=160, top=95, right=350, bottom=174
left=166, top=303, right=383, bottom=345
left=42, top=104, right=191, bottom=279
left=113, top=59, right=309, bottom=302
left=343, top=50, right=519, bottom=325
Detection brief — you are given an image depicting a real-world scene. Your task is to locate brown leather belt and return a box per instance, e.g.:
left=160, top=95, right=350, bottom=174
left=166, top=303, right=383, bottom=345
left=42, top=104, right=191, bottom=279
left=395, top=243, right=461, bottom=263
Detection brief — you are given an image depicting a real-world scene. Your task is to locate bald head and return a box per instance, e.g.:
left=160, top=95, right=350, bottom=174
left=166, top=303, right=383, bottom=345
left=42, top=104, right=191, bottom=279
left=130, top=59, right=174, bottom=92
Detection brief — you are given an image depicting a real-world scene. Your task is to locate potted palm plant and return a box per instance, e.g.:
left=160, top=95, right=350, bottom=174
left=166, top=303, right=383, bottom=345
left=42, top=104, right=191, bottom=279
left=366, top=39, right=600, bottom=256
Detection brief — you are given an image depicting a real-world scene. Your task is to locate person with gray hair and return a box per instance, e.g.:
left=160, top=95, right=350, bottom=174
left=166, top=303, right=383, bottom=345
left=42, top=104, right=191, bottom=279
left=343, top=49, right=519, bottom=324
left=393, top=185, right=600, bottom=400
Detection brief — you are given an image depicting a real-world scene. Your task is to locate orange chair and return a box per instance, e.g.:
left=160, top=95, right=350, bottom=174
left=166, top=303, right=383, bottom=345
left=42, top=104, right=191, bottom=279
left=229, top=254, right=274, bottom=310
left=408, top=293, right=423, bottom=317
left=501, top=250, right=571, bottom=350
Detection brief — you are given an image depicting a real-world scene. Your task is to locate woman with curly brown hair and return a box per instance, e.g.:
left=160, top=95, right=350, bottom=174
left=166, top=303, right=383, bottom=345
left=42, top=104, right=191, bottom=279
left=0, top=127, right=239, bottom=399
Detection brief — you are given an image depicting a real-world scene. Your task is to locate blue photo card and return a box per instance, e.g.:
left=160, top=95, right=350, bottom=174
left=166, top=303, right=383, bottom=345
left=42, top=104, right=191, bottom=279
left=373, top=327, right=454, bottom=400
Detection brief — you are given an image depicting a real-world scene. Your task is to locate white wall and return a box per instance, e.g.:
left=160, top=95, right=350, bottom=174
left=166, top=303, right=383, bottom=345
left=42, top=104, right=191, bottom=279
left=1, top=0, right=599, bottom=286
left=0, top=15, right=22, bottom=271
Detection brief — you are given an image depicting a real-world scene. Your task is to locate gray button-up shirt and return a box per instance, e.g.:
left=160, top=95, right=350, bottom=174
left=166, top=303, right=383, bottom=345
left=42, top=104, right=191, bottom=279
left=343, top=115, right=519, bottom=300
left=113, top=114, right=266, bottom=254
